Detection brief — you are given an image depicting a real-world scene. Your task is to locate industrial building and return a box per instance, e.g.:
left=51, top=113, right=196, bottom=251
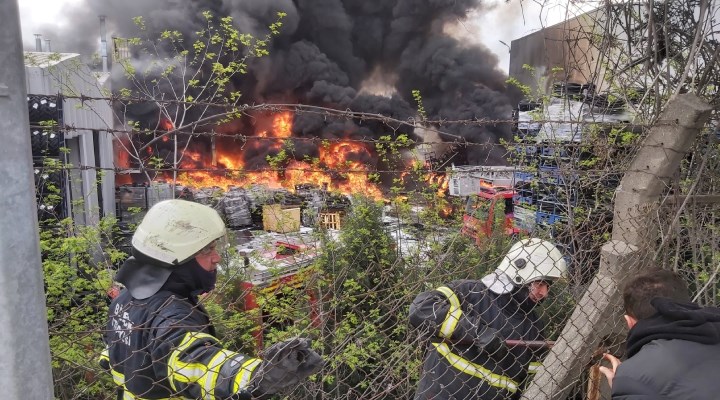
left=446, top=4, right=650, bottom=282
left=25, top=51, right=115, bottom=226
left=508, top=3, right=648, bottom=96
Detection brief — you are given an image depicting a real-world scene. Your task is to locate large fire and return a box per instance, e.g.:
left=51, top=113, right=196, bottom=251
left=163, top=112, right=384, bottom=199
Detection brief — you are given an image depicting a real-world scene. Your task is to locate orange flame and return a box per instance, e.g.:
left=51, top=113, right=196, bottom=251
left=272, top=112, right=292, bottom=138
left=439, top=204, right=454, bottom=218
left=179, top=150, right=204, bottom=167
left=160, top=118, right=174, bottom=131
left=115, top=136, right=133, bottom=185
left=425, top=172, right=449, bottom=198
left=162, top=112, right=384, bottom=199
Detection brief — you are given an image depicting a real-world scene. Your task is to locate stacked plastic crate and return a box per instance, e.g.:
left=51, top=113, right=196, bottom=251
left=535, top=141, right=577, bottom=228
left=511, top=84, right=591, bottom=239
left=511, top=100, right=541, bottom=234
left=510, top=82, right=635, bottom=272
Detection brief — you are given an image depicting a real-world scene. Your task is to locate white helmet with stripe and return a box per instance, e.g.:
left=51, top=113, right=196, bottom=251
left=495, top=238, right=568, bottom=287
left=131, top=199, right=226, bottom=265
left=116, top=199, right=227, bottom=299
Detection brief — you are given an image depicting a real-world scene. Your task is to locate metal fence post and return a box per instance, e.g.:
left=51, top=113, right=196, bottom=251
left=0, top=1, right=55, bottom=398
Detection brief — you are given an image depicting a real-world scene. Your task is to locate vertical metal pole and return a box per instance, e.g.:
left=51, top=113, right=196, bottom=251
left=99, top=15, right=109, bottom=73
left=34, top=33, right=42, bottom=51
left=173, top=132, right=178, bottom=197
left=0, top=1, right=55, bottom=398
left=211, top=135, right=217, bottom=167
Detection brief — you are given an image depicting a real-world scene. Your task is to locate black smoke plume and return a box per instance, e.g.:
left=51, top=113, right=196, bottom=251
left=45, top=0, right=514, bottom=169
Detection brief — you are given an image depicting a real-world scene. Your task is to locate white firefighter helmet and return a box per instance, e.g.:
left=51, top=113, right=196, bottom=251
left=131, top=199, right=226, bottom=265
left=495, top=238, right=568, bottom=287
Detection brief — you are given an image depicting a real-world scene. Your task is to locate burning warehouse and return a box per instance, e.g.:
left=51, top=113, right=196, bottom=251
left=41, top=0, right=521, bottom=227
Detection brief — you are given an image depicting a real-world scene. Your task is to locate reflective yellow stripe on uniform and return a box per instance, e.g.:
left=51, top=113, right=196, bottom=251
left=167, top=332, right=217, bottom=392
left=109, top=368, right=183, bottom=400
left=528, top=361, right=542, bottom=374
left=122, top=390, right=141, bottom=400
left=111, top=368, right=125, bottom=386
left=232, top=358, right=262, bottom=393
left=435, top=286, right=462, bottom=339
left=201, top=349, right=238, bottom=399
left=99, top=348, right=110, bottom=363
left=121, top=390, right=184, bottom=400
left=432, top=343, right=519, bottom=393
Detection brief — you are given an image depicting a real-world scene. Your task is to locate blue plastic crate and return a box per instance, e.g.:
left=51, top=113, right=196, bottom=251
left=513, top=194, right=535, bottom=206
left=538, top=156, right=560, bottom=168
left=538, top=201, right=568, bottom=216
left=535, top=211, right=565, bottom=225
left=539, top=143, right=574, bottom=158
left=540, top=145, right=555, bottom=157
left=538, top=166, right=579, bottom=186
left=553, top=186, right=579, bottom=203
left=536, top=188, right=577, bottom=206
left=539, top=164, right=560, bottom=172
left=513, top=144, right=538, bottom=157
left=514, top=171, right=536, bottom=183
left=538, top=167, right=560, bottom=185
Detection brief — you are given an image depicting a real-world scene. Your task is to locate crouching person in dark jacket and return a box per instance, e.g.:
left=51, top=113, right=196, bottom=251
left=100, top=199, right=322, bottom=399
left=409, top=238, right=568, bottom=400
left=600, top=268, right=720, bottom=399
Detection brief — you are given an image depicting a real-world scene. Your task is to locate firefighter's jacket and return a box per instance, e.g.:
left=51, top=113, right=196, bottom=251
left=409, top=279, right=546, bottom=400
left=101, top=289, right=260, bottom=399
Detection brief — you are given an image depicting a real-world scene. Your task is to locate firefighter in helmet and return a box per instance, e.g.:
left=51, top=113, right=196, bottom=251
left=101, top=199, right=322, bottom=399
left=409, top=238, right=568, bottom=399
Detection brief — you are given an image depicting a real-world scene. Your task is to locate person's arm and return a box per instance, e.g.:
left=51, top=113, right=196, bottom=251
left=150, top=308, right=261, bottom=399
left=408, top=281, right=502, bottom=349
left=599, top=353, right=662, bottom=400
left=611, top=375, right=665, bottom=399
left=149, top=300, right=321, bottom=399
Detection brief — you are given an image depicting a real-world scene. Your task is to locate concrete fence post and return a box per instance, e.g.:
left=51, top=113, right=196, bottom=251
left=522, top=94, right=712, bottom=400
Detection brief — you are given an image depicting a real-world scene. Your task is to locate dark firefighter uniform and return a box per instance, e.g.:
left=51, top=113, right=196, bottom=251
left=409, top=279, right=546, bottom=400
left=100, top=287, right=260, bottom=400
left=100, top=200, right=322, bottom=400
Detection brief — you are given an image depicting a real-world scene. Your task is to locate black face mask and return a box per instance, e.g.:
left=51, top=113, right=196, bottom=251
left=160, top=258, right=217, bottom=297
left=189, top=259, right=217, bottom=296
left=512, top=286, right=539, bottom=313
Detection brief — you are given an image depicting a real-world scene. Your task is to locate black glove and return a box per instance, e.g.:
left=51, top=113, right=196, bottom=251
left=486, top=334, right=509, bottom=361
left=474, top=328, right=508, bottom=361
left=250, top=337, right=324, bottom=399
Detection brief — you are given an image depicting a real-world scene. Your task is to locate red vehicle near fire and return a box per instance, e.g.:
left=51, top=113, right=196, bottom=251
left=460, top=185, right=525, bottom=245
left=235, top=235, right=322, bottom=350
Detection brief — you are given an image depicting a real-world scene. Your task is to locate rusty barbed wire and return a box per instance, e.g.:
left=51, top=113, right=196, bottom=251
left=36, top=97, right=678, bottom=135
left=37, top=165, right=686, bottom=177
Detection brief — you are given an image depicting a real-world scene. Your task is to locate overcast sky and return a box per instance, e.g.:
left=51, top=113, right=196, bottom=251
left=17, top=0, right=589, bottom=73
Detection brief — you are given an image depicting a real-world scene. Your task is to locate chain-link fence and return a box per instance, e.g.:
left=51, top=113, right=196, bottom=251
left=39, top=108, right=720, bottom=399
left=27, top=1, right=720, bottom=399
